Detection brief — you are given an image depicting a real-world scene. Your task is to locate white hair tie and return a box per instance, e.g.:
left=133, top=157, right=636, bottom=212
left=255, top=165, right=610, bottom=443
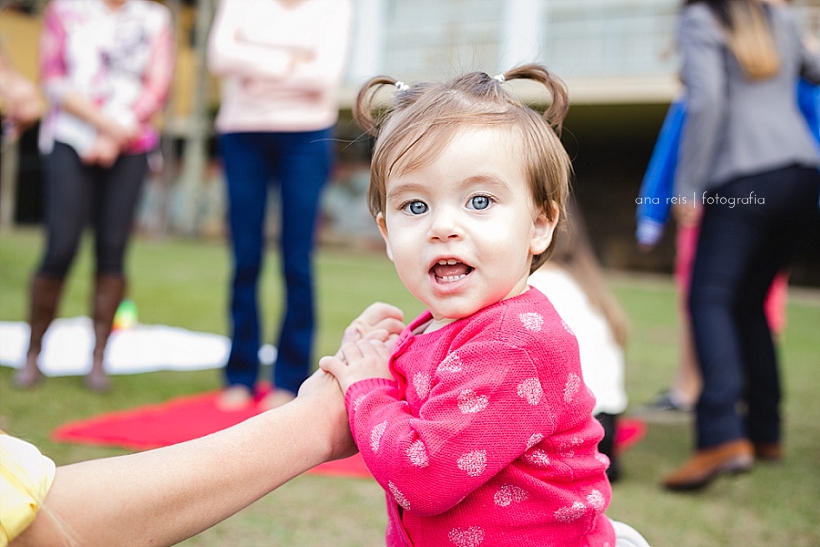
left=493, top=74, right=505, bottom=83
left=395, top=81, right=409, bottom=92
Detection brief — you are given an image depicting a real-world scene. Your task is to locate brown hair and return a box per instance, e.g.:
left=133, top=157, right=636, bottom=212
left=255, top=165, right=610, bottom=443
left=354, top=64, right=572, bottom=272
left=547, top=198, right=630, bottom=347
left=685, top=0, right=780, bottom=79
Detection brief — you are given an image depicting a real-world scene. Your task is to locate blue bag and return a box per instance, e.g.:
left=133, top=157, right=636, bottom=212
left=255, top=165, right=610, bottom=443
left=798, top=78, right=820, bottom=146
left=634, top=98, right=686, bottom=247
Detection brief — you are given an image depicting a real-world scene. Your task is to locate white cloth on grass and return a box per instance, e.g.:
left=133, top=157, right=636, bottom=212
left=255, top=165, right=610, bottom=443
left=0, top=317, right=276, bottom=376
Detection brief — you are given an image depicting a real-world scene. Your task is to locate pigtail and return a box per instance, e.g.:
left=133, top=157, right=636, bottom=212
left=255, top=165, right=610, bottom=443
left=354, top=75, right=420, bottom=137
left=501, top=64, right=570, bottom=133
left=354, top=76, right=397, bottom=137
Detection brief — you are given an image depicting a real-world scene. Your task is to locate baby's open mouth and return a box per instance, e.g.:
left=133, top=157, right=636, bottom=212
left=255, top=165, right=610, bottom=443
left=431, top=259, right=473, bottom=283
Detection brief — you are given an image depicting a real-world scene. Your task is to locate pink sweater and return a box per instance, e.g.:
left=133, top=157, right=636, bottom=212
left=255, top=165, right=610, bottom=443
left=207, top=0, right=352, bottom=133
left=345, top=289, right=616, bottom=547
left=38, top=0, right=174, bottom=155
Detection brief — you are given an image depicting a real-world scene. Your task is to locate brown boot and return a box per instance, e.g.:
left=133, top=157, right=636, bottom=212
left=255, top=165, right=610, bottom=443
left=85, top=274, right=125, bottom=392
left=15, top=273, right=64, bottom=388
left=662, top=439, right=754, bottom=491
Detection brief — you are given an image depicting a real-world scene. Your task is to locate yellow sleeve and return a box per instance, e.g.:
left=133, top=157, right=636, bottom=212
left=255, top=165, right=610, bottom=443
left=0, top=431, right=56, bottom=546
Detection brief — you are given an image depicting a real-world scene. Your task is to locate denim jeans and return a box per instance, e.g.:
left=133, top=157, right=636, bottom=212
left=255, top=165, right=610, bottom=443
left=219, top=128, right=333, bottom=394
left=689, top=165, right=820, bottom=448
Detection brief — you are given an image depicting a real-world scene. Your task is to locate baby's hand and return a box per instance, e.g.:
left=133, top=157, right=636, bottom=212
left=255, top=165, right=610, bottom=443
left=340, top=302, right=404, bottom=353
left=320, top=338, right=393, bottom=394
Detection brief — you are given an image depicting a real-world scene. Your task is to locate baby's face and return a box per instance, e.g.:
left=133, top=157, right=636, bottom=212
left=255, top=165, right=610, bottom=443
left=377, top=126, right=557, bottom=331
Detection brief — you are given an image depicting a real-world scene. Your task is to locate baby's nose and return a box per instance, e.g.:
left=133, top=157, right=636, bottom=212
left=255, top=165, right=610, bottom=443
left=428, top=209, right=463, bottom=241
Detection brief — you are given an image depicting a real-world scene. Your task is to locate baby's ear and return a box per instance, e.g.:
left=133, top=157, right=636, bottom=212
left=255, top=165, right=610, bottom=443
left=530, top=202, right=559, bottom=256
left=376, top=213, right=394, bottom=262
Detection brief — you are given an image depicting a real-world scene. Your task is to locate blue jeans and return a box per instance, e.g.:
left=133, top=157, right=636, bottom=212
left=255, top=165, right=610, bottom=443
left=219, top=129, right=333, bottom=394
left=689, top=165, right=820, bottom=449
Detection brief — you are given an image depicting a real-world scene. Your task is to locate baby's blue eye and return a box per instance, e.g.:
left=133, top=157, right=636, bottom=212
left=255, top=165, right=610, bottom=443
left=404, top=201, right=428, bottom=215
left=469, top=195, right=491, bottom=210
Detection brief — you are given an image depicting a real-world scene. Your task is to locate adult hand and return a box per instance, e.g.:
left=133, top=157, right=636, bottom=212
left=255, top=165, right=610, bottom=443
left=58, top=94, right=139, bottom=149
left=320, top=338, right=393, bottom=394
left=0, top=68, right=43, bottom=141
left=673, top=202, right=702, bottom=228
left=98, top=116, right=140, bottom=149
left=296, top=369, right=357, bottom=460
left=82, top=134, right=120, bottom=168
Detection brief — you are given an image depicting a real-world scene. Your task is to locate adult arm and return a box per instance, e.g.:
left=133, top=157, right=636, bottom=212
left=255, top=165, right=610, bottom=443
left=207, top=0, right=295, bottom=79
left=672, top=5, right=726, bottom=201
left=11, top=370, right=354, bottom=547
left=0, top=45, right=44, bottom=140
left=279, top=1, right=353, bottom=94
left=208, top=0, right=352, bottom=92
left=123, top=7, right=175, bottom=127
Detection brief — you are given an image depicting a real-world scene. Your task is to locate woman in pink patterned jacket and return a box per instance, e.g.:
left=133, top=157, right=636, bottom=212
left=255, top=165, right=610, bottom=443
left=16, top=0, right=174, bottom=391
left=320, top=66, right=636, bottom=547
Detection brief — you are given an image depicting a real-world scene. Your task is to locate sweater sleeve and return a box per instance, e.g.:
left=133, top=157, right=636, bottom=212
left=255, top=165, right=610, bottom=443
left=38, top=3, right=71, bottom=105
left=344, top=340, right=556, bottom=517
left=128, top=7, right=174, bottom=125
left=673, top=5, right=726, bottom=198
left=281, top=1, right=352, bottom=93
left=208, top=0, right=352, bottom=92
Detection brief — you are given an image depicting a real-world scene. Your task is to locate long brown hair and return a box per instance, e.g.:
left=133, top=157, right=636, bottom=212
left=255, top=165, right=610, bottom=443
left=548, top=199, right=630, bottom=347
left=685, top=0, right=780, bottom=79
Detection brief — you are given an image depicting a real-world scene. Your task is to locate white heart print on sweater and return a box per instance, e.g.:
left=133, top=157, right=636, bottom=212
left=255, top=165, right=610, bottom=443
left=458, top=389, right=489, bottom=414
left=448, top=526, right=484, bottom=547
left=457, top=450, right=487, bottom=477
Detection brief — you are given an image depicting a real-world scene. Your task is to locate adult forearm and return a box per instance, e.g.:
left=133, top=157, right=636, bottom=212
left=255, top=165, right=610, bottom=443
left=58, top=93, right=112, bottom=131
left=12, top=381, right=348, bottom=547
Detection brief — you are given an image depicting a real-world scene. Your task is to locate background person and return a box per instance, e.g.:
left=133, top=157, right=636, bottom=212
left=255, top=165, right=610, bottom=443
left=634, top=76, right=820, bottom=416
left=207, top=0, right=354, bottom=410
left=663, top=0, right=820, bottom=491
left=643, top=217, right=789, bottom=415
left=16, top=0, right=174, bottom=392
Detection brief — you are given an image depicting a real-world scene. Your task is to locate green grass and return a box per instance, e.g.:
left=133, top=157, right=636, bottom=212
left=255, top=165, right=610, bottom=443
left=1, top=227, right=819, bottom=546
